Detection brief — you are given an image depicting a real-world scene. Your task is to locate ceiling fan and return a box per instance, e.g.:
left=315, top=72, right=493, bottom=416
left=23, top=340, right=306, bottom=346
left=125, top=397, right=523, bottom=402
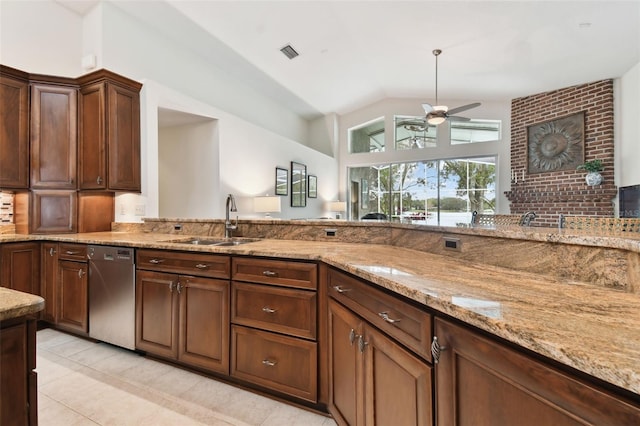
left=422, top=49, right=481, bottom=125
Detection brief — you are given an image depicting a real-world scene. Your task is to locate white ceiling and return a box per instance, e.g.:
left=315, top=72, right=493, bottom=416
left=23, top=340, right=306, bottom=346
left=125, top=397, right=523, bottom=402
left=58, top=0, right=640, bottom=119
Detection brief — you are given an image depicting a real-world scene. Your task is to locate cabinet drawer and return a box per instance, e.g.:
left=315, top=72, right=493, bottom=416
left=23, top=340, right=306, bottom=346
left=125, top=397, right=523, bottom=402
left=58, top=243, right=87, bottom=262
left=231, top=282, right=316, bottom=340
left=231, top=325, right=317, bottom=403
left=328, top=268, right=432, bottom=362
left=231, top=257, right=317, bottom=290
left=137, top=249, right=230, bottom=279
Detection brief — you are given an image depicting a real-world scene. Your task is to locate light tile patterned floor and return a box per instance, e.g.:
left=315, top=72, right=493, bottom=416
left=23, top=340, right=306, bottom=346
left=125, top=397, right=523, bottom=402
left=36, top=328, right=336, bottom=426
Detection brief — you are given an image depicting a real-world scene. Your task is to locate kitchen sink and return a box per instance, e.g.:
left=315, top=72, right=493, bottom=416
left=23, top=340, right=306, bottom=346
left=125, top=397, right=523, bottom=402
left=164, top=237, right=260, bottom=246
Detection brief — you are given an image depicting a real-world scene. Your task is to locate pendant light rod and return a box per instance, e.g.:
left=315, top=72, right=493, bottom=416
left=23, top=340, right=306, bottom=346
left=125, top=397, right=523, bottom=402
left=433, top=49, right=442, bottom=105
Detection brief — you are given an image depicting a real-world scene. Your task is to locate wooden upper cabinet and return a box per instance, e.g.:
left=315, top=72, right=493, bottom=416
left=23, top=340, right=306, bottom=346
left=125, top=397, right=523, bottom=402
left=0, top=66, right=30, bottom=189
left=78, top=70, right=141, bottom=191
left=30, top=82, right=77, bottom=189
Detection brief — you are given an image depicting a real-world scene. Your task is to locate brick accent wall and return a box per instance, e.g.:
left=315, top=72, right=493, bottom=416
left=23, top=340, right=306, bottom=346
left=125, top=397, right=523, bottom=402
left=505, top=80, right=617, bottom=227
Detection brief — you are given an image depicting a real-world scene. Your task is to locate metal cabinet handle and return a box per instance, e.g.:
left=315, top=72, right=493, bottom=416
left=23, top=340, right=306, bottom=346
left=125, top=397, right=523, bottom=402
left=431, top=336, right=446, bottom=364
left=149, top=259, right=165, bottom=264
left=262, top=307, right=277, bottom=314
left=168, top=281, right=175, bottom=292
left=176, top=282, right=183, bottom=294
left=349, top=329, right=357, bottom=345
left=78, top=269, right=85, bottom=278
left=358, top=335, right=368, bottom=353
left=262, top=359, right=277, bottom=367
left=66, top=250, right=79, bottom=255
left=194, top=263, right=209, bottom=269
left=96, top=176, right=102, bottom=184
left=333, top=285, right=351, bottom=293
left=262, top=270, right=278, bottom=277
left=378, top=311, right=401, bottom=324
left=49, top=247, right=56, bottom=256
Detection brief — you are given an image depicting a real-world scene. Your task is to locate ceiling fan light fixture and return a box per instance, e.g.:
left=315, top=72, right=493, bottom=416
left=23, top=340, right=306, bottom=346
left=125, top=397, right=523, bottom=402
left=427, top=116, right=446, bottom=125
left=433, top=105, right=448, bottom=112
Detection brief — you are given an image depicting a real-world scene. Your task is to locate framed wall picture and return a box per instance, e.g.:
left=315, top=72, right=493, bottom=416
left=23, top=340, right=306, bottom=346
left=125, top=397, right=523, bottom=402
left=527, top=111, right=585, bottom=173
left=290, top=161, right=307, bottom=207
left=308, top=175, right=317, bottom=198
left=275, top=167, right=288, bottom=196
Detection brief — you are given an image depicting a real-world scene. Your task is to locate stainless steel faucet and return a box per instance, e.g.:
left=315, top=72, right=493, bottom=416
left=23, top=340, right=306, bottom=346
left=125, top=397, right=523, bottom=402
left=225, top=194, right=238, bottom=238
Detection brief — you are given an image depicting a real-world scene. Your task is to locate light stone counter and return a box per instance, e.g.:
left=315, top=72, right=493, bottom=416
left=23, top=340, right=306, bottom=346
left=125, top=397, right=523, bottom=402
left=0, top=287, right=44, bottom=321
left=1, top=229, right=639, bottom=398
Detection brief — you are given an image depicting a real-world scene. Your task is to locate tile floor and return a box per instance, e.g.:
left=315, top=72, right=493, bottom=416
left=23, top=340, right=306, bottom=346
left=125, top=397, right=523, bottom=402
left=36, top=328, right=337, bottom=426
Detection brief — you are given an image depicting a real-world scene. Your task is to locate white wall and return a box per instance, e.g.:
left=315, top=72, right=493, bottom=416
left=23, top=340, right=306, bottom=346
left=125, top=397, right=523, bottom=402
left=617, top=62, right=640, bottom=188
left=0, top=0, right=83, bottom=75
left=338, top=98, right=512, bottom=214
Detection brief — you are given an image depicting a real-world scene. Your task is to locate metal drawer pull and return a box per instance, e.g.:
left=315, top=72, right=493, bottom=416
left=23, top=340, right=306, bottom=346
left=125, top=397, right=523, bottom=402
left=262, top=270, right=278, bottom=277
left=262, top=307, right=277, bottom=313
left=378, top=311, right=401, bottom=324
left=78, top=269, right=85, bottom=278
left=349, top=329, right=357, bottom=345
left=333, top=285, right=351, bottom=293
left=431, top=336, right=446, bottom=364
left=358, top=335, right=369, bottom=353
left=49, top=247, right=56, bottom=256
left=149, top=259, right=165, bottom=264
left=96, top=176, right=102, bottom=184
left=262, top=359, right=277, bottom=367
left=194, top=263, right=209, bottom=269
left=66, top=250, right=79, bottom=255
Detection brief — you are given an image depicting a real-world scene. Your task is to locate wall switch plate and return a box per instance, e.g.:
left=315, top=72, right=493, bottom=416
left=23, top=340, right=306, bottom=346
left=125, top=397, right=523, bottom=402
left=135, top=205, right=146, bottom=216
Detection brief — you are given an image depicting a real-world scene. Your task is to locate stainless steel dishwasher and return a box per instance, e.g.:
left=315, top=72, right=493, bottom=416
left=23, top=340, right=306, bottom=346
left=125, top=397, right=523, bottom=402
left=88, top=245, right=136, bottom=350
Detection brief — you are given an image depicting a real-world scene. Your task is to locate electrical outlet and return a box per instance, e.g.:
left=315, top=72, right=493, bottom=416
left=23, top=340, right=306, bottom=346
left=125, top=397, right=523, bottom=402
left=135, top=205, right=146, bottom=216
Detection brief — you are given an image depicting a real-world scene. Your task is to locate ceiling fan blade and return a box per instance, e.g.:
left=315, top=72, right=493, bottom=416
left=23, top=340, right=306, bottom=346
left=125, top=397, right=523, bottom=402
left=448, top=115, right=471, bottom=122
left=447, top=102, right=481, bottom=116
left=422, top=103, right=434, bottom=114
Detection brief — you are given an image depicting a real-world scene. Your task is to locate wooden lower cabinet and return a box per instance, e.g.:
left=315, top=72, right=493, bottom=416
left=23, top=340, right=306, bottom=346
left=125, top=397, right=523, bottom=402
left=231, top=325, right=317, bottom=403
left=57, top=259, right=88, bottom=334
left=328, top=299, right=433, bottom=426
left=434, top=317, right=640, bottom=426
left=40, top=242, right=58, bottom=322
left=0, top=242, right=40, bottom=295
left=135, top=270, right=230, bottom=374
left=0, top=317, right=38, bottom=426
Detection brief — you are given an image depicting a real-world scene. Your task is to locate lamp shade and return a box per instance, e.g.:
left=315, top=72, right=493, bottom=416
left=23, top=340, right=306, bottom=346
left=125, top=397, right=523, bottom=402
left=254, top=195, right=281, bottom=216
left=328, top=201, right=346, bottom=212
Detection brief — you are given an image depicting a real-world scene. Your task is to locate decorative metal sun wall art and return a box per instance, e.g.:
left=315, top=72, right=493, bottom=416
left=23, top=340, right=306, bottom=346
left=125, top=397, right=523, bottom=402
left=527, top=111, right=585, bottom=173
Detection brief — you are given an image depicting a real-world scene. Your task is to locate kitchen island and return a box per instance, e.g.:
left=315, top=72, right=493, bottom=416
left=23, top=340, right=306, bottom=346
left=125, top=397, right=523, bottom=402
left=1, top=220, right=639, bottom=423
left=0, top=287, right=44, bottom=425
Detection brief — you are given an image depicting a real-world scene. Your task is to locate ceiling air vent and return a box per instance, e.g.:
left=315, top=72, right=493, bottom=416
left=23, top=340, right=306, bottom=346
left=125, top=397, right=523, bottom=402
left=280, top=44, right=299, bottom=60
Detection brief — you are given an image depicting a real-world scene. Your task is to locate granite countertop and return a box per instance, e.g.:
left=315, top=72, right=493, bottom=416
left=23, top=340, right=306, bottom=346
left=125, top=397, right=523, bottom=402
left=1, top=231, right=639, bottom=397
left=0, top=287, right=44, bottom=321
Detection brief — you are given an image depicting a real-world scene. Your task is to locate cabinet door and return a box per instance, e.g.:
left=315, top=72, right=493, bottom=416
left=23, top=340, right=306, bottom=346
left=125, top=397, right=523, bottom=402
left=107, top=83, right=140, bottom=191
left=0, top=72, right=29, bottom=189
left=434, top=318, right=640, bottom=426
left=78, top=82, right=106, bottom=189
left=30, top=190, right=77, bottom=234
left=135, top=270, right=178, bottom=358
left=30, top=83, right=77, bottom=189
left=178, top=275, right=229, bottom=374
left=0, top=242, right=41, bottom=295
left=328, top=300, right=364, bottom=426
left=57, top=260, right=88, bottom=334
left=40, top=242, right=58, bottom=323
left=0, top=321, right=30, bottom=426
left=363, top=324, right=433, bottom=426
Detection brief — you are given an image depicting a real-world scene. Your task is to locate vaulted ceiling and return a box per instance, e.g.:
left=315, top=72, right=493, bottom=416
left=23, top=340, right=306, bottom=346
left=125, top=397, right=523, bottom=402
left=57, top=1, right=640, bottom=118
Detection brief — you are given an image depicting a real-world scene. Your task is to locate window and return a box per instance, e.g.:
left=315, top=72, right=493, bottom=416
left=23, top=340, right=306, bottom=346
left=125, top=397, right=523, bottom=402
left=349, top=117, right=385, bottom=153
left=450, top=119, right=501, bottom=145
left=349, top=157, right=496, bottom=226
left=394, top=116, right=436, bottom=150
